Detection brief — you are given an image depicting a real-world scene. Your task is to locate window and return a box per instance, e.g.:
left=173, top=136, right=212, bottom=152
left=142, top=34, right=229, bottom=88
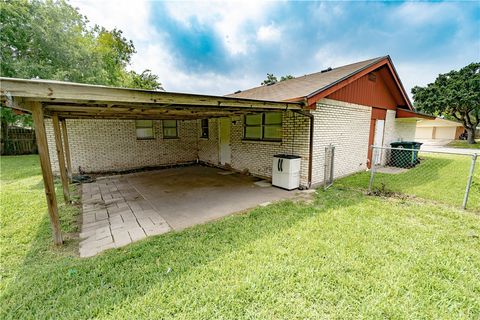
left=200, top=119, right=209, bottom=138
left=244, top=112, right=282, bottom=141
left=135, top=120, right=154, bottom=139
left=163, top=120, right=178, bottom=138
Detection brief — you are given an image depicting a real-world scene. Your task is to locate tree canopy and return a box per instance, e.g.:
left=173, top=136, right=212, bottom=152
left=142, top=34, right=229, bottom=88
left=412, top=62, right=480, bottom=144
left=0, top=0, right=163, bottom=132
left=0, top=0, right=162, bottom=89
left=261, top=73, right=295, bottom=86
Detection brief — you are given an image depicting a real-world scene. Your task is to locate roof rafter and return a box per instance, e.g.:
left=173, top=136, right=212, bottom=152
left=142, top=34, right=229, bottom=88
left=0, top=77, right=303, bottom=120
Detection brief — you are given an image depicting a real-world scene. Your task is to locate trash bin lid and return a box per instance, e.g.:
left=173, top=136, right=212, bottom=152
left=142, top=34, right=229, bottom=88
left=273, top=154, right=301, bottom=159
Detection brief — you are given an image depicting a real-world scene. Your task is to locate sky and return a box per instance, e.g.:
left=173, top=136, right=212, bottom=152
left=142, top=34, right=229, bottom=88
left=71, top=0, right=480, bottom=98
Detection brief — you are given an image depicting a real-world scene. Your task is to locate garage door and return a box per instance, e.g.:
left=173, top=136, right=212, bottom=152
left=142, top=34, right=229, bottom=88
left=416, top=127, right=433, bottom=139
left=435, top=127, right=456, bottom=140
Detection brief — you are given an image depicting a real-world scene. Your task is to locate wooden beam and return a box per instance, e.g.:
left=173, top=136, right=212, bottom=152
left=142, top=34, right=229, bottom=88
left=52, top=114, right=70, bottom=203
left=31, top=102, right=63, bottom=245
left=1, top=77, right=302, bottom=110
left=43, top=104, right=275, bottom=113
left=60, top=118, right=72, bottom=182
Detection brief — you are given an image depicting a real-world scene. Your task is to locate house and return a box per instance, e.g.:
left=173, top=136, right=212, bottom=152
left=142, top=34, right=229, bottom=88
left=1, top=56, right=433, bottom=244
left=38, top=56, right=429, bottom=187
left=415, top=118, right=465, bottom=145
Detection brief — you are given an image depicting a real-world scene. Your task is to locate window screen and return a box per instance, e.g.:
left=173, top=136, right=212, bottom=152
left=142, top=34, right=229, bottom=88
left=163, top=120, right=178, bottom=138
left=135, top=120, right=154, bottom=139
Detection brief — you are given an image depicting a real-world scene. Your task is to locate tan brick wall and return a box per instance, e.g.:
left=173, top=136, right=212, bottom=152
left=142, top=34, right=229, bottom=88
left=311, top=98, right=372, bottom=185
left=45, top=114, right=311, bottom=186
left=197, top=118, right=219, bottom=165
left=384, top=110, right=418, bottom=145
left=227, top=111, right=310, bottom=185
left=46, top=119, right=198, bottom=173
left=45, top=103, right=414, bottom=188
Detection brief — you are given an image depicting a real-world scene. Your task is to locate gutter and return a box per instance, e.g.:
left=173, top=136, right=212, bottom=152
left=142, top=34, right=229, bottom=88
left=293, top=106, right=314, bottom=189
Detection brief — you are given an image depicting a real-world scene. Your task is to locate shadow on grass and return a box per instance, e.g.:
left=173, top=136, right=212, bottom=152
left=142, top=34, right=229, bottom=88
left=1, top=185, right=366, bottom=318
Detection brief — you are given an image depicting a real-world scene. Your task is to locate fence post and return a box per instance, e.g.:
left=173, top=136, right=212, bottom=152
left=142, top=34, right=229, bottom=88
left=463, top=153, right=478, bottom=210
left=368, top=146, right=377, bottom=193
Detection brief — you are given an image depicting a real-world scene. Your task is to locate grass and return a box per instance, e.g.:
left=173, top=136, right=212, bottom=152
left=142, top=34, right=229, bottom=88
left=1, top=155, right=480, bottom=319
left=447, top=139, right=480, bottom=149
left=338, top=153, right=480, bottom=210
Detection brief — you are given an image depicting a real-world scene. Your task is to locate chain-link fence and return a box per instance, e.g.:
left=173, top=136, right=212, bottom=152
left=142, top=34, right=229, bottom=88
left=368, top=146, right=479, bottom=210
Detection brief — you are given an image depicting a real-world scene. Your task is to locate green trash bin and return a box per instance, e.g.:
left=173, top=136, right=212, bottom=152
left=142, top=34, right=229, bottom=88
left=389, top=141, right=423, bottom=168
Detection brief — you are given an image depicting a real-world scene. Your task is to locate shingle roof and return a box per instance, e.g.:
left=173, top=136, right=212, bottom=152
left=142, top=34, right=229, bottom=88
left=226, top=56, right=386, bottom=102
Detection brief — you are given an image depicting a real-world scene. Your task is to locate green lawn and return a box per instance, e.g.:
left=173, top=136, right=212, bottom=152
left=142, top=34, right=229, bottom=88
left=338, top=153, right=480, bottom=210
left=1, top=155, right=480, bottom=319
left=447, top=139, right=480, bottom=149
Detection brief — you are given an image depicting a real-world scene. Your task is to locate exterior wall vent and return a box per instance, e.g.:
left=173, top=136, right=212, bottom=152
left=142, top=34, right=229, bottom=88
left=368, top=72, right=377, bottom=82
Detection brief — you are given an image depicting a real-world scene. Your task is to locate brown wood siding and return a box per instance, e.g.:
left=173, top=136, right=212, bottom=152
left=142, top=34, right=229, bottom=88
left=326, top=70, right=398, bottom=110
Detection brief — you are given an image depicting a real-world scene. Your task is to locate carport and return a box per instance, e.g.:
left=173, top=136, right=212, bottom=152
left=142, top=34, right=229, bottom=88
left=0, top=77, right=303, bottom=245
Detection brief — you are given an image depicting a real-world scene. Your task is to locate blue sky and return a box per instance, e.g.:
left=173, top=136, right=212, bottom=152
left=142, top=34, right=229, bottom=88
left=73, top=0, right=479, bottom=97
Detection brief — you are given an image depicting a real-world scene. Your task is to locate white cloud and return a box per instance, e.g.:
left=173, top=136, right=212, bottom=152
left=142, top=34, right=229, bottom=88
left=393, top=2, right=460, bottom=26
left=256, top=24, right=281, bottom=42
left=71, top=0, right=276, bottom=94
left=163, top=1, right=275, bottom=55
left=70, top=0, right=156, bottom=41
left=313, top=45, right=371, bottom=70
left=71, top=0, right=252, bottom=95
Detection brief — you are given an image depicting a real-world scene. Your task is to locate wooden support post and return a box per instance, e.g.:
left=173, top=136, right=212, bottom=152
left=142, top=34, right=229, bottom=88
left=31, top=102, right=63, bottom=245
left=52, top=114, right=70, bottom=203
left=60, top=119, right=72, bottom=182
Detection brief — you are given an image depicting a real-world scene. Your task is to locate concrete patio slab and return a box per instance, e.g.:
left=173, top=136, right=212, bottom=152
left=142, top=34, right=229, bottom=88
left=79, top=165, right=304, bottom=257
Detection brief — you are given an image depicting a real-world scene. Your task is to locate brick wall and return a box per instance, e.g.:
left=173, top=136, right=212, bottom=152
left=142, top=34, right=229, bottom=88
left=46, top=119, right=199, bottom=173
left=227, top=111, right=310, bottom=185
left=45, top=113, right=311, bottom=185
left=197, top=118, right=219, bottom=165
left=311, top=98, right=372, bottom=185
left=45, top=103, right=415, bottom=188
left=384, top=110, right=418, bottom=145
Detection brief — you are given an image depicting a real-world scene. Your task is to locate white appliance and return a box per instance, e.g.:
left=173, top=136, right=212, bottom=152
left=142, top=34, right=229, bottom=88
left=272, top=154, right=301, bottom=190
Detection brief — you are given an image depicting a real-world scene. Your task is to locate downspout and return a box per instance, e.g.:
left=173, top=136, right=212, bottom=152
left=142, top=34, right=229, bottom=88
left=293, top=101, right=314, bottom=189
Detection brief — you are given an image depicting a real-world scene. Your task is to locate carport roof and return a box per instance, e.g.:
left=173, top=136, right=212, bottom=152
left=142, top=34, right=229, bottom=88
left=0, top=77, right=303, bottom=120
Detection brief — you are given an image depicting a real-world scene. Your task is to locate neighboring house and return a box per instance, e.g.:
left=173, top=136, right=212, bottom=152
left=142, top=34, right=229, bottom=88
left=40, top=55, right=430, bottom=188
left=415, top=118, right=465, bottom=144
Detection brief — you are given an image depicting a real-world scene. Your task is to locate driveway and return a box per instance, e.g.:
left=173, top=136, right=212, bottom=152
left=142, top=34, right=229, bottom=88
left=79, top=165, right=305, bottom=257
left=421, top=145, right=479, bottom=155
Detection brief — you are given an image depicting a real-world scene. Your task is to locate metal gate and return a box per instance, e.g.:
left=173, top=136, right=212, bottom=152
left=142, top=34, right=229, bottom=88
left=324, top=145, right=335, bottom=189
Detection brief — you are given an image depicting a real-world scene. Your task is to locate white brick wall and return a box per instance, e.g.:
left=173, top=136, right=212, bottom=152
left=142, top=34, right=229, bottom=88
left=44, top=102, right=416, bottom=188
left=46, top=119, right=198, bottom=173
left=228, top=111, right=310, bottom=185
left=45, top=113, right=311, bottom=185
left=197, top=118, right=219, bottom=165
left=311, top=98, right=372, bottom=185
left=384, top=110, right=418, bottom=145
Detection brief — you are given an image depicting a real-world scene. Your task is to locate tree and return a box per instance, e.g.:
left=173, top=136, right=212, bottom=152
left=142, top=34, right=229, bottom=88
left=0, top=0, right=163, bottom=146
left=280, top=75, right=295, bottom=81
left=261, top=73, right=295, bottom=86
left=261, top=73, right=278, bottom=86
left=412, top=63, right=480, bottom=144
left=0, top=0, right=161, bottom=89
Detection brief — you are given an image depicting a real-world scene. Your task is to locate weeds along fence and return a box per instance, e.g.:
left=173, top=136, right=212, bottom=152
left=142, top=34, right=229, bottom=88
left=1, top=127, right=37, bottom=155
left=368, top=146, right=478, bottom=210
